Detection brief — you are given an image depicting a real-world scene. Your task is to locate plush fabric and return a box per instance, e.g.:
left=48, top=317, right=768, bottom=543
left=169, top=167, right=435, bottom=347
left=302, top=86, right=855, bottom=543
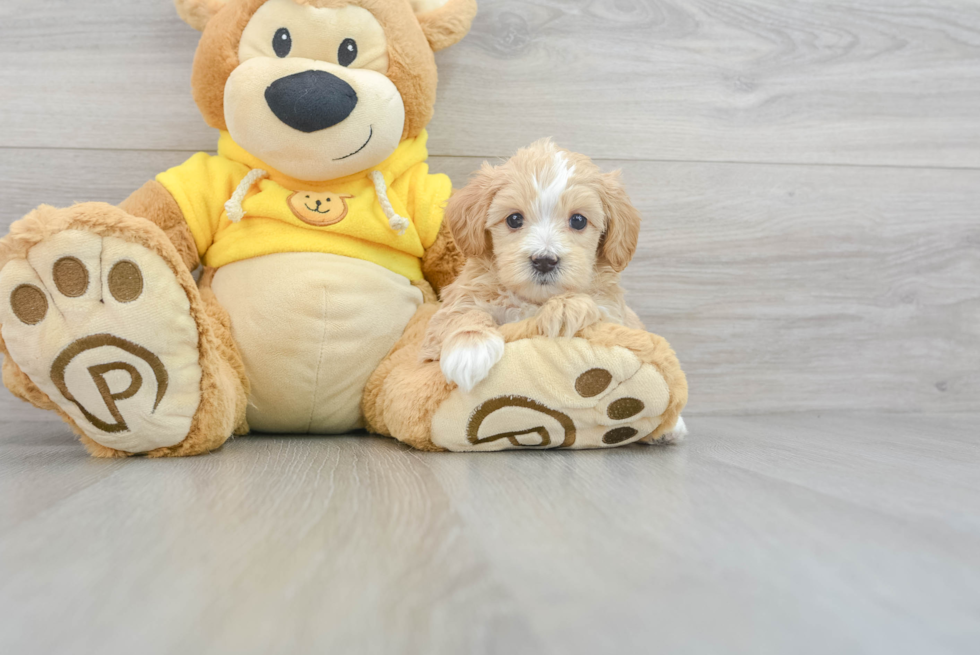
left=1, top=231, right=204, bottom=453
left=175, top=0, right=229, bottom=31
left=416, top=0, right=478, bottom=52
left=189, top=0, right=475, bottom=140
left=0, top=204, right=248, bottom=458
left=363, top=313, right=688, bottom=452
left=0, top=0, right=689, bottom=457
left=210, top=252, right=424, bottom=433
left=156, top=130, right=450, bottom=278
left=119, top=181, right=201, bottom=272
left=421, top=219, right=468, bottom=295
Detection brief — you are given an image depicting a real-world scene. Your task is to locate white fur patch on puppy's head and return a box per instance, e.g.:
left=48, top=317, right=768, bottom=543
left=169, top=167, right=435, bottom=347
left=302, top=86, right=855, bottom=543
left=445, top=139, right=643, bottom=304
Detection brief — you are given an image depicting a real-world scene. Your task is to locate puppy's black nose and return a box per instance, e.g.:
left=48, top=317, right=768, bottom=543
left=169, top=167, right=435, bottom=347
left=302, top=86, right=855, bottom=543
left=265, top=70, right=358, bottom=133
left=531, top=256, right=560, bottom=274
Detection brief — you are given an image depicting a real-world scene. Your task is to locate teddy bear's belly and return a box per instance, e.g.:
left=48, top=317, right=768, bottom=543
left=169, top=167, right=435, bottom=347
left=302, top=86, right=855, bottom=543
left=210, top=253, right=424, bottom=434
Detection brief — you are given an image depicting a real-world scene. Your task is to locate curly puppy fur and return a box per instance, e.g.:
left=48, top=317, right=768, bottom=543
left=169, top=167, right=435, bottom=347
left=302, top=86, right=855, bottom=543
left=421, top=139, right=646, bottom=391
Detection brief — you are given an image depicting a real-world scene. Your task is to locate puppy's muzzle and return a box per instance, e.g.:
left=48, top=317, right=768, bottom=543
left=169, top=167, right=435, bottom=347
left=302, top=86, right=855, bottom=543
left=531, top=256, right=560, bottom=274
left=265, top=70, right=358, bottom=133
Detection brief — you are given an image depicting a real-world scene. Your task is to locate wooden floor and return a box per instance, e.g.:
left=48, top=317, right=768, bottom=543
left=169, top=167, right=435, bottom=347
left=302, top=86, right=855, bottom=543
left=1, top=0, right=979, bottom=653
left=0, top=413, right=978, bottom=654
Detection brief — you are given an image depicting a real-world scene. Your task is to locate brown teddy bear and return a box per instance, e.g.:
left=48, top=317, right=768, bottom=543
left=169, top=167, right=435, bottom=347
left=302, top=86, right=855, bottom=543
left=0, top=0, right=687, bottom=457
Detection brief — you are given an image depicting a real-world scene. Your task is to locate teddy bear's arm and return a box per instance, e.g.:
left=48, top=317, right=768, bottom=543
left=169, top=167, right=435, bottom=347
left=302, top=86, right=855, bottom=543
left=420, top=221, right=466, bottom=296
left=119, top=181, right=200, bottom=273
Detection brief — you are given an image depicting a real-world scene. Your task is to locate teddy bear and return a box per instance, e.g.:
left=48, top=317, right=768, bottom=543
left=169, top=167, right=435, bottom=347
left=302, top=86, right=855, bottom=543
left=0, top=0, right=687, bottom=457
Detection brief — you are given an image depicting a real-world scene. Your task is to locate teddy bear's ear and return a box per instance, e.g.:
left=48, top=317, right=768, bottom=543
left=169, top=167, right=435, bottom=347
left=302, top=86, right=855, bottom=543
left=174, top=0, right=231, bottom=31
left=412, top=0, right=478, bottom=52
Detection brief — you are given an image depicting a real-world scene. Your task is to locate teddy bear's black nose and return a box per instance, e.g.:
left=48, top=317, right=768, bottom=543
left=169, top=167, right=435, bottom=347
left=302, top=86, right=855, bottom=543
left=265, top=70, right=358, bottom=133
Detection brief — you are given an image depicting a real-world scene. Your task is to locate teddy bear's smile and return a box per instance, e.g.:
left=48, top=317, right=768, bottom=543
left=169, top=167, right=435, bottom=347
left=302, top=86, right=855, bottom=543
left=305, top=200, right=331, bottom=214
left=335, top=126, right=374, bottom=161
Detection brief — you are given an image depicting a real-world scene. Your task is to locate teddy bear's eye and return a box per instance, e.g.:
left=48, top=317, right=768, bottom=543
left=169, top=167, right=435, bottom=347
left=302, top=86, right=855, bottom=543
left=339, top=38, right=358, bottom=67
left=273, top=28, right=292, bottom=58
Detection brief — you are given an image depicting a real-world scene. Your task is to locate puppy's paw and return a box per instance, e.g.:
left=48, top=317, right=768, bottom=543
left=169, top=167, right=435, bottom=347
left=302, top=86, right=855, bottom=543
left=440, top=332, right=506, bottom=393
left=641, top=415, right=688, bottom=445
left=536, top=294, right=604, bottom=338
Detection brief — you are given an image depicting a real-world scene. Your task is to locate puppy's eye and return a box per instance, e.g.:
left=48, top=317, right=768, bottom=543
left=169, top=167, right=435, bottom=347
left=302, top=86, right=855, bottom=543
left=506, top=213, right=525, bottom=229
left=339, top=38, right=358, bottom=67
left=569, top=214, right=588, bottom=231
left=273, top=28, right=292, bottom=58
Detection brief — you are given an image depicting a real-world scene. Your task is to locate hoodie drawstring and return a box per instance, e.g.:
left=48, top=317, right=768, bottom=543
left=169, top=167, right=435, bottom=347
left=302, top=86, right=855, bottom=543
left=370, top=171, right=411, bottom=236
left=224, top=168, right=410, bottom=237
left=225, top=169, right=269, bottom=223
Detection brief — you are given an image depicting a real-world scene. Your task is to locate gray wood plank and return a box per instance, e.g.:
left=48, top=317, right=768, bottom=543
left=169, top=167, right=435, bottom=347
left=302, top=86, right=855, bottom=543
left=0, top=420, right=128, bottom=530
left=2, top=148, right=977, bottom=415
left=0, top=433, right=541, bottom=655
left=415, top=412, right=980, bottom=655
left=1, top=0, right=979, bottom=167
left=1, top=413, right=978, bottom=655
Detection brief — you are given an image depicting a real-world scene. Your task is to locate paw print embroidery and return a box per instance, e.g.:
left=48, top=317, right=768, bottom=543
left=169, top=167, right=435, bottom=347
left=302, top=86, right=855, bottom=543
left=466, top=368, right=650, bottom=449
left=0, top=230, right=203, bottom=453
left=466, top=395, right=576, bottom=448
left=575, top=368, right=649, bottom=445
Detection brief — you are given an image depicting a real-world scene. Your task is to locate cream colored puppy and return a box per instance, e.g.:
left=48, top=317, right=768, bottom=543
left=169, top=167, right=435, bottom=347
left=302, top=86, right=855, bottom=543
left=422, top=139, right=688, bottom=440
left=422, top=138, right=644, bottom=387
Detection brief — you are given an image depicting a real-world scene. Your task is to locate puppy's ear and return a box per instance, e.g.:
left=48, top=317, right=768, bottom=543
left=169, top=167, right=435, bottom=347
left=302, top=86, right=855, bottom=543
left=174, top=0, right=229, bottom=31
left=597, top=171, right=642, bottom=272
left=413, top=0, right=478, bottom=52
left=445, top=162, right=501, bottom=258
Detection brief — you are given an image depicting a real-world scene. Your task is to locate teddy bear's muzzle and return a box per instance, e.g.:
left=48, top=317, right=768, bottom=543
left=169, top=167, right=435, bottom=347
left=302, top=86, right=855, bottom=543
left=264, top=70, right=358, bottom=133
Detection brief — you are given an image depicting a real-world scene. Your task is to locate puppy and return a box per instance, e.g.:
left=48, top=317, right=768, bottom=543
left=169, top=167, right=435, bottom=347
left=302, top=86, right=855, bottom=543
left=421, top=138, right=645, bottom=393
left=422, top=140, right=690, bottom=442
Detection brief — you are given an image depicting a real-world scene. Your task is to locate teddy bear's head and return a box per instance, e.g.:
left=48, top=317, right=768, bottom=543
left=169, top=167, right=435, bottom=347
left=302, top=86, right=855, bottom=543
left=175, top=0, right=476, bottom=181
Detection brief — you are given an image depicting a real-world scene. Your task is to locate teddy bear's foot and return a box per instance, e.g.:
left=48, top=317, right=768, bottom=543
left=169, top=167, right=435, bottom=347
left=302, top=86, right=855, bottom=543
left=0, top=205, right=246, bottom=457
left=429, top=328, right=688, bottom=452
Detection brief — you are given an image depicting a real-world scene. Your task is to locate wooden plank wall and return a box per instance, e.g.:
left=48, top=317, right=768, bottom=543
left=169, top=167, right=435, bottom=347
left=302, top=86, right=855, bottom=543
left=1, top=0, right=978, bottom=417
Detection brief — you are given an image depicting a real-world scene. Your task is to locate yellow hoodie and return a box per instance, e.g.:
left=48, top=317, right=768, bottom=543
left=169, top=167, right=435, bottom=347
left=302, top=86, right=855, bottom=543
left=156, top=130, right=451, bottom=280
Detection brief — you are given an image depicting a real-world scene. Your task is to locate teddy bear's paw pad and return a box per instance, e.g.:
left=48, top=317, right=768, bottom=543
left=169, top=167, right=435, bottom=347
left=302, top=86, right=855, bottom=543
left=0, top=231, right=202, bottom=454
left=430, top=337, right=673, bottom=452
